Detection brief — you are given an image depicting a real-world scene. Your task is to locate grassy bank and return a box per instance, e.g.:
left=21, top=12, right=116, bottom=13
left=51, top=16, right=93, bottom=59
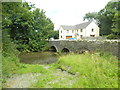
left=56, top=52, right=118, bottom=88
left=3, top=50, right=118, bottom=88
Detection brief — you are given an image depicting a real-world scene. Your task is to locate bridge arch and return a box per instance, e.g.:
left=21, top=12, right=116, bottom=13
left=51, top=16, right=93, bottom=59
left=50, top=46, right=58, bottom=52
left=78, top=48, right=90, bottom=54
left=61, top=48, right=70, bottom=53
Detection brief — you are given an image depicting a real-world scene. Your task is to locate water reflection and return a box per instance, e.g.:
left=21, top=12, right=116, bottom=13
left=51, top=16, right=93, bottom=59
left=19, top=52, right=58, bottom=64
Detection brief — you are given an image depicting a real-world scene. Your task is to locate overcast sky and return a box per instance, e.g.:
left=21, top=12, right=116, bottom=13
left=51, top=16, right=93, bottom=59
left=24, top=0, right=111, bottom=30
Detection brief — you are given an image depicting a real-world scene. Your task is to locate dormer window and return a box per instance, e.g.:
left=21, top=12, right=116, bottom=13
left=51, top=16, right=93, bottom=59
left=92, top=29, right=94, bottom=32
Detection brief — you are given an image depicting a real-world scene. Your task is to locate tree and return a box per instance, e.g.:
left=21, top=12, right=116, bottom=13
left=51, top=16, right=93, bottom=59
left=83, top=1, right=119, bottom=36
left=112, top=12, right=120, bottom=35
left=2, top=2, right=54, bottom=52
left=112, top=1, right=120, bottom=37
left=83, top=12, right=98, bottom=21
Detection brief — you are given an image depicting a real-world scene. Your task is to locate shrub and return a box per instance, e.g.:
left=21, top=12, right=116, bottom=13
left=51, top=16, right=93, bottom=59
left=106, top=34, right=118, bottom=39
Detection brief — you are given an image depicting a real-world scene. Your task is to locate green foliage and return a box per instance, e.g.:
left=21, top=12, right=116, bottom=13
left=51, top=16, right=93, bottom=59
left=16, top=64, right=48, bottom=74
left=0, top=52, right=2, bottom=89
left=2, top=29, right=19, bottom=56
left=33, top=73, right=55, bottom=88
left=83, top=12, right=98, bottom=21
left=106, top=34, right=119, bottom=39
left=84, top=1, right=120, bottom=37
left=2, top=56, right=19, bottom=78
left=57, top=52, right=118, bottom=88
left=2, top=2, right=54, bottom=52
left=2, top=27, right=20, bottom=81
left=112, top=11, right=120, bottom=37
left=48, top=30, right=59, bottom=39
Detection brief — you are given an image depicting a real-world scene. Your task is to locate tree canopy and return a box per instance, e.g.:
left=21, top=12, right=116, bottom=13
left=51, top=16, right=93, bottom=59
left=84, top=0, right=120, bottom=38
left=2, top=1, right=56, bottom=52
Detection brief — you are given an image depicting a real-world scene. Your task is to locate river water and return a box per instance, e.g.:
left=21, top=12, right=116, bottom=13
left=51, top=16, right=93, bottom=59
left=19, top=52, right=58, bottom=64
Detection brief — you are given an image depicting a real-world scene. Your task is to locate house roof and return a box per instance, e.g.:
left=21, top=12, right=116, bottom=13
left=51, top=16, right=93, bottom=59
left=61, top=25, right=75, bottom=30
left=61, top=21, right=92, bottom=30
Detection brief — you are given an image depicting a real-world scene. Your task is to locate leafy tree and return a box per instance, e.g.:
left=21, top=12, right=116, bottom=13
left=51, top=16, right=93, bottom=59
left=83, top=12, right=98, bottom=21
left=84, top=1, right=120, bottom=37
left=98, top=1, right=118, bottom=35
left=112, top=1, right=120, bottom=37
left=2, top=2, right=54, bottom=52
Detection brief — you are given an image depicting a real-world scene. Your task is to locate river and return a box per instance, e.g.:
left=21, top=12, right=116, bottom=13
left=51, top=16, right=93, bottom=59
left=18, top=52, right=58, bottom=64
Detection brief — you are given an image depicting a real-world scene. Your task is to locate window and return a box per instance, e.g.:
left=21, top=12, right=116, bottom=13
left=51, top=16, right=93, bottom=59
left=77, top=30, right=78, bottom=33
left=90, top=35, right=95, bottom=37
left=61, top=30, right=62, bottom=33
left=92, top=29, right=94, bottom=32
left=80, top=29, right=83, bottom=32
left=72, top=30, right=74, bottom=33
left=67, top=30, right=69, bottom=33
left=61, top=36, right=62, bottom=38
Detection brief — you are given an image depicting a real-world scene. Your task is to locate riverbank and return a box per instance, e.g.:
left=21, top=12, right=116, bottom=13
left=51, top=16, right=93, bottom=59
left=3, top=52, right=118, bottom=88
left=3, top=64, right=77, bottom=88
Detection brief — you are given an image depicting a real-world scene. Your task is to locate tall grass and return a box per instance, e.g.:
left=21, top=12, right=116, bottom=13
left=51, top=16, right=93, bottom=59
left=2, top=30, right=20, bottom=81
left=57, top=52, right=118, bottom=88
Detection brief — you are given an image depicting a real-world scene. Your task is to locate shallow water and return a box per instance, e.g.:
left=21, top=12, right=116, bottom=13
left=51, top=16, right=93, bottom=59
left=19, top=52, right=58, bottom=64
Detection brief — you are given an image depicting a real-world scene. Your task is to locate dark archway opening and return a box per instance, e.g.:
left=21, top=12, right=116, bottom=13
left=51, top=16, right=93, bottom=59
left=50, top=46, right=57, bottom=52
left=61, top=48, right=70, bottom=53
left=78, top=48, right=90, bottom=54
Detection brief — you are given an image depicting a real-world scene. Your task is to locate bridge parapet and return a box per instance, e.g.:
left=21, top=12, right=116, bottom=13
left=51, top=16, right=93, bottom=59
left=49, top=40, right=119, bottom=58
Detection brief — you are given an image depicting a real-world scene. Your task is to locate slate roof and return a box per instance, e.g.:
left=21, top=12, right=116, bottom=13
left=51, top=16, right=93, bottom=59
left=61, top=21, right=92, bottom=30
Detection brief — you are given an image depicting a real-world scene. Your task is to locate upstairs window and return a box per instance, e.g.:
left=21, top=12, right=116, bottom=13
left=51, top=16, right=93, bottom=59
left=92, top=29, right=94, bottom=32
left=72, top=30, right=74, bottom=33
left=61, top=30, right=62, bottom=33
left=80, top=29, right=83, bottom=32
left=67, top=30, right=69, bottom=33
left=77, top=30, right=78, bottom=33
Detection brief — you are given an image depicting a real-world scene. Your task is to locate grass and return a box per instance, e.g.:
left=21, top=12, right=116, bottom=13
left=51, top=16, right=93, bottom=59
left=32, top=65, right=76, bottom=88
left=0, top=31, right=1, bottom=89
left=16, top=64, right=48, bottom=74
left=2, top=55, right=20, bottom=78
left=56, top=52, right=118, bottom=88
left=3, top=51, right=118, bottom=88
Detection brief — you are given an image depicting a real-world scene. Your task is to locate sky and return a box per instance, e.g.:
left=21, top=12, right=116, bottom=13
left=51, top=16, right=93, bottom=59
left=24, top=0, right=111, bottom=30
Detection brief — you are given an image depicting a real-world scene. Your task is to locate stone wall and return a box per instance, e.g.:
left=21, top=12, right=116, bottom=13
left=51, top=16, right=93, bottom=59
left=49, top=40, right=119, bottom=58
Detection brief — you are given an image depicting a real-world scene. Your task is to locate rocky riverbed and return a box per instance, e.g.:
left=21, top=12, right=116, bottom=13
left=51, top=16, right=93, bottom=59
left=3, top=65, right=77, bottom=88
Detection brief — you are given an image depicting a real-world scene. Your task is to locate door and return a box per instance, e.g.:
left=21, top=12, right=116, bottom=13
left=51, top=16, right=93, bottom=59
left=90, top=35, right=95, bottom=37
left=66, top=36, right=72, bottom=39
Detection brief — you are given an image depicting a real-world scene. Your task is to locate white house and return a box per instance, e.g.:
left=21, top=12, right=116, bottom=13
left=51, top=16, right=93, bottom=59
left=59, top=21, right=99, bottom=40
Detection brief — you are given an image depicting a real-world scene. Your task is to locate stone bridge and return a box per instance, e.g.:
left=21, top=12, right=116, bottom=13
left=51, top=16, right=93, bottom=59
left=49, top=40, right=119, bottom=58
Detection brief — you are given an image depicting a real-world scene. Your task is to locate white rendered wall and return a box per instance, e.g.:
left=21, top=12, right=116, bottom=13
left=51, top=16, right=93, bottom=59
left=85, top=21, right=99, bottom=37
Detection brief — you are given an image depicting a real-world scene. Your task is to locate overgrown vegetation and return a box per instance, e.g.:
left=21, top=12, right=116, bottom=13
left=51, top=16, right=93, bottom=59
left=55, top=52, right=118, bottom=88
left=16, top=64, right=48, bottom=74
left=2, top=30, right=20, bottom=83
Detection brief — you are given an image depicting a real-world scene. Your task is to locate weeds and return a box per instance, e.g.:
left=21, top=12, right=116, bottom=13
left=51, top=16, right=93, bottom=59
left=16, top=64, right=48, bottom=74
left=56, top=52, right=118, bottom=88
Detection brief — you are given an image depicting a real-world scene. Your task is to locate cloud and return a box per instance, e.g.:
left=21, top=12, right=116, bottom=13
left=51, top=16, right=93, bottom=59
left=25, top=0, right=111, bottom=30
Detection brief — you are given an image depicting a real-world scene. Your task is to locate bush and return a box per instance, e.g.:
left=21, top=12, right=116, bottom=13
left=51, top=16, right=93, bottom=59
left=106, top=34, right=119, bottom=39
